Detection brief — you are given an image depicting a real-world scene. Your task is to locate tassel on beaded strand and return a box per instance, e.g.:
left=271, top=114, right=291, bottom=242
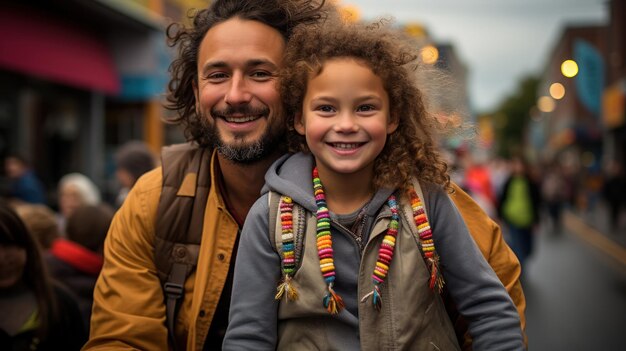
left=275, top=196, right=299, bottom=301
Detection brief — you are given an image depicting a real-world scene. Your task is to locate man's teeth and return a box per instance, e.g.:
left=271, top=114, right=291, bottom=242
left=224, top=115, right=259, bottom=122
left=332, top=143, right=361, bottom=150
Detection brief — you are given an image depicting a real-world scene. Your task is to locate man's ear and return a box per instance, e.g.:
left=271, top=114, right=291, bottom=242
left=193, top=80, right=200, bottom=115
left=387, top=114, right=399, bottom=134
left=294, top=112, right=306, bottom=135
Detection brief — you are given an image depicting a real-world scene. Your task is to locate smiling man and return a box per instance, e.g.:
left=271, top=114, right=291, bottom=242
left=84, top=2, right=329, bottom=350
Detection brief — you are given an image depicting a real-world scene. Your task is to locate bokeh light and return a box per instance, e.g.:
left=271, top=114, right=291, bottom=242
left=549, top=82, right=565, bottom=99
left=339, top=4, right=360, bottom=23
left=561, top=59, right=579, bottom=78
left=420, top=45, right=439, bottom=65
left=537, top=96, right=556, bottom=112
left=403, top=23, right=427, bottom=39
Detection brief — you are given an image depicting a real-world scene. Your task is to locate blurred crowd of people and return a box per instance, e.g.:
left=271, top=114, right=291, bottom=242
left=451, top=150, right=626, bottom=272
left=0, top=141, right=155, bottom=349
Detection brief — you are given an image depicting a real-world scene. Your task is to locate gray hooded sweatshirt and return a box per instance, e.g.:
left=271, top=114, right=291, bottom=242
left=223, top=153, right=524, bottom=350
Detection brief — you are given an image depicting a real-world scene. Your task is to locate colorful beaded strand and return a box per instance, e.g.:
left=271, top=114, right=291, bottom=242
left=360, top=195, right=399, bottom=310
left=275, top=196, right=299, bottom=301
left=409, top=187, right=444, bottom=292
left=311, top=166, right=444, bottom=312
left=313, top=167, right=345, bottom=314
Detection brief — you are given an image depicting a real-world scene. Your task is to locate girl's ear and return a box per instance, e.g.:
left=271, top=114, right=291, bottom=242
left=294, top=112, right=306, bottom=135
left=387, top=115, right=399, bottom=134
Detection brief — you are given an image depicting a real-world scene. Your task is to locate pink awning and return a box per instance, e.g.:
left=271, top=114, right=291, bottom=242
left=0, top=6, right=120, bottom=95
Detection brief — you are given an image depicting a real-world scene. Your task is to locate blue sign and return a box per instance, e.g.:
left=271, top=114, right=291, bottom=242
left=574, top=39, right=604, bottom=116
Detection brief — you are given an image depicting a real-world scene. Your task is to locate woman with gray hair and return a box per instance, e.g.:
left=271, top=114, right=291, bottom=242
left=57, top=173, right=101, bottom=235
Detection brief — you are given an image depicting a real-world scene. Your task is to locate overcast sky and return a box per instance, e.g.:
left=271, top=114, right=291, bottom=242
left=341, top=0, right=608, bottom=113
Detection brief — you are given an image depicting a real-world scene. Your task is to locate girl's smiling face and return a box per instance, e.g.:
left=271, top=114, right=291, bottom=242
left=295, top=58, right=397, bottom=180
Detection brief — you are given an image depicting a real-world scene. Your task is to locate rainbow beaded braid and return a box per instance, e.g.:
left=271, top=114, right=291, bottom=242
left=409, top=186, right=444, bottom=292
left=313, top=167, right=345, bottom=314
left=360, top=195, right=399, bottom=310
left=275, top=196, right=299, bottom=301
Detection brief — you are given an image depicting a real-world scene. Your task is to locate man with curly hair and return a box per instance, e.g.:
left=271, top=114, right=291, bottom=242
left=85, top=0, right=525, bottom=350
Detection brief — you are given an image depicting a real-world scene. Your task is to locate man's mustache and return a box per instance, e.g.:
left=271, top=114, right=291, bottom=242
left=211, top=105, right=269, bottom=119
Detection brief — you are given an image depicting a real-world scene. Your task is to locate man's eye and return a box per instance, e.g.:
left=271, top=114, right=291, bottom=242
left=207, top=72, right=228, bottom=81
left=251, top=71, right=273, bottom=80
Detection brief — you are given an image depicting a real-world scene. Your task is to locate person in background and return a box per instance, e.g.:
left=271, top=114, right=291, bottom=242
left=498, top=156, right=541, bottom=271
left=541, top=164, right=566, bottom=235
left=57, top=173, right=101, bottom=235
left=114, top=141, right=157, bottom=207
left=0, top=203, right=86, bottom=350
left=462, top=151, right=497, bottom=218
left=45, top=204, right=114, bottom=331
left=602, top=160, right=625, bottom=231
left=13, top=204, right=60, bottom=249
left=4, top=154, right=46, bottom=205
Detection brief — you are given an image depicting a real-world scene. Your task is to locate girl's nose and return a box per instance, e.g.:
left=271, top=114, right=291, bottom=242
left=334, top=112, right=359, bottom=133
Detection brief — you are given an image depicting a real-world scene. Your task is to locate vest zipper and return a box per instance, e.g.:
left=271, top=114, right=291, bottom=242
left=332, top=211, right=391, bottom=254
left=332, top=221, right=366, bottom=253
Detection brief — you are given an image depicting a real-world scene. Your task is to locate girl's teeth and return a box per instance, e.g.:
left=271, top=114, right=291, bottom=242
left=333, top=143, right=360, bottom=149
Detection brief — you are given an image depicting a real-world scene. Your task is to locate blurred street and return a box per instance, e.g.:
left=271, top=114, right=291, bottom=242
left=524, top=206, right=626, bottom=350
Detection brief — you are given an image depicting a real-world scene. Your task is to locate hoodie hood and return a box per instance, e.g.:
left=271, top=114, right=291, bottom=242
left=263, top=152, right=395, bottom=215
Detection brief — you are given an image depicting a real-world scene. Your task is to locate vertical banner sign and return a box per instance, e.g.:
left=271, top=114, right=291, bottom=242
left=574, top=39, right=605, bottom=116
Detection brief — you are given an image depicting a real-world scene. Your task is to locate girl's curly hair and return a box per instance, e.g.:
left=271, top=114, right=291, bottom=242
left=280, top=20, right=452, bottom=193
left=164, top=0, right=330, bottom=147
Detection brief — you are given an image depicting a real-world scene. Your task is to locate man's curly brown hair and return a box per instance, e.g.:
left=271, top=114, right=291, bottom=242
left=280, top=20, right=451, bottom=192
left=164, top=0, right=330, bottom=147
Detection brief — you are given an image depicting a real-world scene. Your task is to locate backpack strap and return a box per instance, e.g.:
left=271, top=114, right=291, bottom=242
left=267, top=191, right=280, bottom=250
left=401, top=178, right=444, bottom=292
left=154, top=143, right=212, bottom=350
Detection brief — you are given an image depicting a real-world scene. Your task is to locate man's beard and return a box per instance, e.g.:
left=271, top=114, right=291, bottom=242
left=200, top=105, right=284, bottom=164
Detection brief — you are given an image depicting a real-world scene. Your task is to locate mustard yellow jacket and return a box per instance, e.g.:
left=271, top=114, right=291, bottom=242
left=84, top=153, right=239, bottom=351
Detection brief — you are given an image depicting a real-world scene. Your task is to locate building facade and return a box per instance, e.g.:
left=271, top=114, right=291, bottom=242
left=0, top=0, right=194, bottom=204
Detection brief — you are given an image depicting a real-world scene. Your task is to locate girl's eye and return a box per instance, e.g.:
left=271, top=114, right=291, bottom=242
left=357, top=104, right=376, bottom=112
left=317, top=105, right=335, bottom=113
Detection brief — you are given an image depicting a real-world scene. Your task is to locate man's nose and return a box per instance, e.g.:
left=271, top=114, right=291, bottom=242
left=224, top=73, right=252, bottom=105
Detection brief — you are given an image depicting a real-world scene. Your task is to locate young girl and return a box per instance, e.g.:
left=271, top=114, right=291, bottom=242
left=0, top=204, right=86, bottom=350
left=223, top=20, right=524, bottom=350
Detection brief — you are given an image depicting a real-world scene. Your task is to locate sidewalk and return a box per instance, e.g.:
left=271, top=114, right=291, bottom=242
left=562, top=203, right=626, bottom=268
